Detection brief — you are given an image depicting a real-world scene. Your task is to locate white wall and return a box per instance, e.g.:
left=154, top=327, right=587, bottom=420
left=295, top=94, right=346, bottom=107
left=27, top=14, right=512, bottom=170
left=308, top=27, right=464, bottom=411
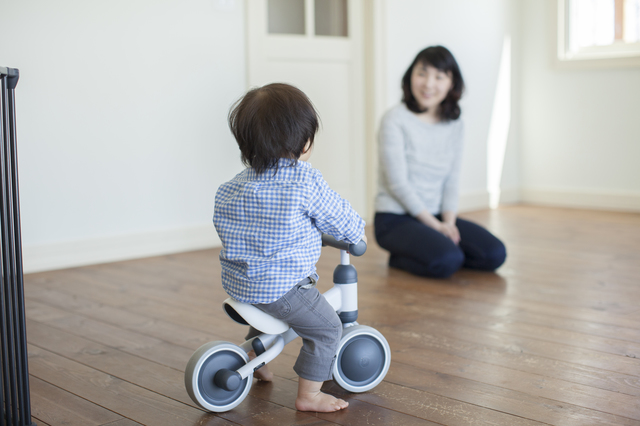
left=1, top=0, right=247, bottom=272
left=379, top=0, right=521, bottom=212
left=520, top=0, right=640, bottom=211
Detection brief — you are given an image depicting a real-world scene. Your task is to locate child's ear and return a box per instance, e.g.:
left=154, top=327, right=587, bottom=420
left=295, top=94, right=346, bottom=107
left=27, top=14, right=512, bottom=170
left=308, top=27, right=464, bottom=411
left=303, top=139, right=311, bottom=153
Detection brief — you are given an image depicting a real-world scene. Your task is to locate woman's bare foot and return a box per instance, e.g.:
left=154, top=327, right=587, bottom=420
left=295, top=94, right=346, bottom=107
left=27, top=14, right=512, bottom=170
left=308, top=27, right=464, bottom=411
left=295, top=378, right=348, bottom=412
left=248, top=350, right=273, bottom=381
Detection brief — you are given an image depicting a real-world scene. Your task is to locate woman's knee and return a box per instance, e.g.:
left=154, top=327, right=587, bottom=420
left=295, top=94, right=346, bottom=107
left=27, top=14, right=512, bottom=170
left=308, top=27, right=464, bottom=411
left=428, top=248, right=465, bottom=278
left=484, top=241, right=507, bottom=270
left=390, top=248, right=464, bottom=278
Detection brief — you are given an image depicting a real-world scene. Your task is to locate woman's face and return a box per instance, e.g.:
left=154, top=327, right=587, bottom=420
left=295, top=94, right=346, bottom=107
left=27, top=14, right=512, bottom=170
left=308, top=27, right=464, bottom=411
left=410, top=62, right=453, bottom=112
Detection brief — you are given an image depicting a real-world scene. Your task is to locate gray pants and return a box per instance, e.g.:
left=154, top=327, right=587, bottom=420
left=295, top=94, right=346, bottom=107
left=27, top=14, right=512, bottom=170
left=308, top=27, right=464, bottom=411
left=246, top=280, right=342, bottom=382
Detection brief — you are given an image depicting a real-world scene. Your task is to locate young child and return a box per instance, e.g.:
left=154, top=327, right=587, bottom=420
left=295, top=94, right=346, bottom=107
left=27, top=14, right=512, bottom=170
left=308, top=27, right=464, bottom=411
left=213, top=83, right=366, bottom=412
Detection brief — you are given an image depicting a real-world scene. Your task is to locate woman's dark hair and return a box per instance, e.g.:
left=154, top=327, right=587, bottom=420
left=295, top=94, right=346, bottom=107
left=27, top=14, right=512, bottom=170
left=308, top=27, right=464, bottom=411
left=228, top=83, right=319, bottom=174
left=401, top=45, right=465, bottom=120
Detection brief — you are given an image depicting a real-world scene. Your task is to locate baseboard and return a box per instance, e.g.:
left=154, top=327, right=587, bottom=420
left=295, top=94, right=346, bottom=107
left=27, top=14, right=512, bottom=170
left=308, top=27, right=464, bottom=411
left=496, top=187, right=520, bottom=205
left=458, top=189, right=491, bottom=212
left=521, top=187, right=640, bottom=212
left=23, top=224, right=221, bottom=274
left=26, top=187, right=636, bottom=274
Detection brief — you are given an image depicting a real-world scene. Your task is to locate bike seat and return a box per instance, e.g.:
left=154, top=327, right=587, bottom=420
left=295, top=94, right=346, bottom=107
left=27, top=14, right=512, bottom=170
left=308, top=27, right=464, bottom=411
left=223, top=298, right=290, bottom=335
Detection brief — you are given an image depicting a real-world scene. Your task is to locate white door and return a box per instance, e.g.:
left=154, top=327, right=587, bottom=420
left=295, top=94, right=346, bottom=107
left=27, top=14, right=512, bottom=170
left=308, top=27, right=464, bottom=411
left=246, top=0, right=366, bottom=216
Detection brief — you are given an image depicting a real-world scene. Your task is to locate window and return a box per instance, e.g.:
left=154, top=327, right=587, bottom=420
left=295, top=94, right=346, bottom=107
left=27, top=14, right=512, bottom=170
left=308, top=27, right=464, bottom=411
left=558, top=0, right=640, bottom=66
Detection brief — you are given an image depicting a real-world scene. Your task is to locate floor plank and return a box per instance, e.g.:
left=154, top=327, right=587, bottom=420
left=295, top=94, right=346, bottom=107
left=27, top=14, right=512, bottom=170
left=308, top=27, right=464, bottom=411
left=29, top=376, right=122, bottom=426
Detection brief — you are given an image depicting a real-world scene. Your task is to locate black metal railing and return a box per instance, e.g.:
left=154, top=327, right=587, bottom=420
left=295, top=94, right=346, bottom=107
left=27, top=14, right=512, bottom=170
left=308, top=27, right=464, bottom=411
left=1, top=66, right=35, bottom=426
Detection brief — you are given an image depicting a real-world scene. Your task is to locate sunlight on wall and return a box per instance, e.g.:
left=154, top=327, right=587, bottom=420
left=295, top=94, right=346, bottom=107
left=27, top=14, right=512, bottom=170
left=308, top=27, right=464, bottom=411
left=487, top=35, right=512, bottom=209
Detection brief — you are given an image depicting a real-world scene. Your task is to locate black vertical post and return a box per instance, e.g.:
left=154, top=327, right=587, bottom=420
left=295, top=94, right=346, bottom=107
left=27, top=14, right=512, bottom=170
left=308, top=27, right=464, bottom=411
left=1, top=66, right=35, bottom=426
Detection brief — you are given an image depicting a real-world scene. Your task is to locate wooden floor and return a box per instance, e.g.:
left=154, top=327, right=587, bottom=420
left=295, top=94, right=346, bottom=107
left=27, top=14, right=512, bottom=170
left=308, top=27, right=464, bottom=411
left=22, top=205, right=640, bottom=426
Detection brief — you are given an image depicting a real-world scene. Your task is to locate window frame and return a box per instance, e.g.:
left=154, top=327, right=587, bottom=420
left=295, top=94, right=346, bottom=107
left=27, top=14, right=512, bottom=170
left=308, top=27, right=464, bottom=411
left=556, top=0, right=640, bottom=68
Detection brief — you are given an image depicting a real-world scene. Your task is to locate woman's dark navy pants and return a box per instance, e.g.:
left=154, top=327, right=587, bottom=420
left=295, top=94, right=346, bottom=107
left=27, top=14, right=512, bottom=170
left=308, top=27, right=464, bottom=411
left=374, top=212, right=506, bottom=278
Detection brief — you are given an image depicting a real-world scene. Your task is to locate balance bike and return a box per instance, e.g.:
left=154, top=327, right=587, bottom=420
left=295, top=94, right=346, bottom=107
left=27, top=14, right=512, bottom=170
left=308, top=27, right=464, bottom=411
left=184, top=234, right=391, bottom=412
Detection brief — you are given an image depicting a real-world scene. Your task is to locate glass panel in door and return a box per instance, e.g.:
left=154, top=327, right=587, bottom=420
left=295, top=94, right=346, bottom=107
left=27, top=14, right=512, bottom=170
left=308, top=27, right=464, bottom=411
left=268, top=0, right=306, bottom=34
left=315, top=0, right=348, bottom=37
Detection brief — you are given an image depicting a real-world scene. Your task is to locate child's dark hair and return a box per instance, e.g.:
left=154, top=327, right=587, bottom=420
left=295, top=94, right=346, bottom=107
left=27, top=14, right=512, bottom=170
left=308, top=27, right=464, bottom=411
left=401, top=45, right=465, bottom=121
left=228, top=83, right=320, bottom=174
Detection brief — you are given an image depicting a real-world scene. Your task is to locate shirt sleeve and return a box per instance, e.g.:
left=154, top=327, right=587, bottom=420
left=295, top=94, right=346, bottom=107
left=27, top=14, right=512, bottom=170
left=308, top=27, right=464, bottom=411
left=378, top=111, right=427, bottom=216
left=440, top=121, right=464, bottom=213
left=306, top=171, right=365, bottom=244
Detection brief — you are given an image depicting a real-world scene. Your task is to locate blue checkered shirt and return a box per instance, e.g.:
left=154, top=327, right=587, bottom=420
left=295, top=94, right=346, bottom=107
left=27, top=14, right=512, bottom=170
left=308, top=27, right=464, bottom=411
left=214, top=159, right=365, bottom=304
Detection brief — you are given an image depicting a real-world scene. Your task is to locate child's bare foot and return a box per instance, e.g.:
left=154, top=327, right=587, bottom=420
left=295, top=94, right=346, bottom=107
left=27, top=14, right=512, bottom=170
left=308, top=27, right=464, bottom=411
left=295, top=378, right=348, bottom=412
left=296, top=391, right=349, bottom=412
left=248, top=350, right=273, bottom=382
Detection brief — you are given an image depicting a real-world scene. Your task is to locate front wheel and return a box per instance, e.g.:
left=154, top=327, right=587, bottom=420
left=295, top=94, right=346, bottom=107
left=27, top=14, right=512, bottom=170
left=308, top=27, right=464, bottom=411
left=332, top=325, right=391, bottom=393
left=184, top=341, right=252, bottom=412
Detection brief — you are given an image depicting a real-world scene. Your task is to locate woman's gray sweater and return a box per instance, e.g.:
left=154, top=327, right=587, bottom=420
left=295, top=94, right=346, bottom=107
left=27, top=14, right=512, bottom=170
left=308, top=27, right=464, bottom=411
left=375, top=104, right=464, bottom=216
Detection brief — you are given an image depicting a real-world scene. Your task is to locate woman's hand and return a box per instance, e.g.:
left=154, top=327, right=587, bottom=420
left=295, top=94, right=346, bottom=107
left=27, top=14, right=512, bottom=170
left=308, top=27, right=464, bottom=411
left=440, top=211, right=460, bottom=244
left=437, top=222, right=460, bottom=245
left=417, top=210, right=460, bottom=245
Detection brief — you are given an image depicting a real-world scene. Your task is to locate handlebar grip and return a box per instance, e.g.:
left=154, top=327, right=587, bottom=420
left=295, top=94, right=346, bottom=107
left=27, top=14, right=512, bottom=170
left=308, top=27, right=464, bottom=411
left=321, top=234, right=367, bottom=256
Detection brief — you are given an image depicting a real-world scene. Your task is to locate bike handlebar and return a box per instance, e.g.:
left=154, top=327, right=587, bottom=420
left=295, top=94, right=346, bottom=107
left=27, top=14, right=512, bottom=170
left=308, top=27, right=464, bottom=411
left=321, top=234, right=367, bottom=256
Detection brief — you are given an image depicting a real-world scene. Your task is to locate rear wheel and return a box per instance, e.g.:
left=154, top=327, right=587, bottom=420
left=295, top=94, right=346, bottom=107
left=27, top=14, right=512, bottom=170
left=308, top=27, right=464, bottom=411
left=184, top=341, right=252, bottom=412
